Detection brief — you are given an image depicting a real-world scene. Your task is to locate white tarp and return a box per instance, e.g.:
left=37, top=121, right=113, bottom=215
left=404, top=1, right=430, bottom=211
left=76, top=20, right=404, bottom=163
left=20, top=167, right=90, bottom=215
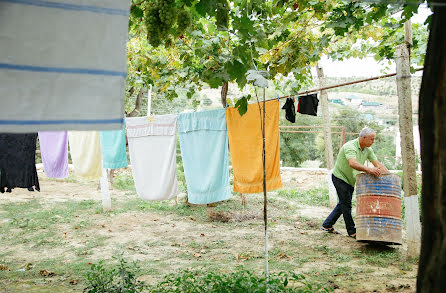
left=0, top=0, right=130, bottom=132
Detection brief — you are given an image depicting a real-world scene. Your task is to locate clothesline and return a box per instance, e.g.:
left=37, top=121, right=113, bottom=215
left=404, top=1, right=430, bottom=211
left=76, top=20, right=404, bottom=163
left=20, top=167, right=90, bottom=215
left=260, top=67, right=424, bottom=104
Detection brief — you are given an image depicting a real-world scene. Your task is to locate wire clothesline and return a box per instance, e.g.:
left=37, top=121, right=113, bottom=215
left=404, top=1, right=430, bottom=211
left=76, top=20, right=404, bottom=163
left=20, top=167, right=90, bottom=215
left=259, top=67, right=424, bottom=104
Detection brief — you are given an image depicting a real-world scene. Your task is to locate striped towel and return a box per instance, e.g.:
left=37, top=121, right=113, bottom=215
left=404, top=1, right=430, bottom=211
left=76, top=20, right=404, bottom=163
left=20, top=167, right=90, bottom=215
left=0, top=0, right=130, bottom=132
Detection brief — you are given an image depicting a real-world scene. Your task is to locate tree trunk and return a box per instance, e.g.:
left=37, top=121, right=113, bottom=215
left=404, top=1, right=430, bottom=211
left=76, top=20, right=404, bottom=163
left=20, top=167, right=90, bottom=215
left=221, top=81, right=229, bottom=107
left=127, top=88, right=144, bottom=117
left=417, top=5, right=446, bottom=292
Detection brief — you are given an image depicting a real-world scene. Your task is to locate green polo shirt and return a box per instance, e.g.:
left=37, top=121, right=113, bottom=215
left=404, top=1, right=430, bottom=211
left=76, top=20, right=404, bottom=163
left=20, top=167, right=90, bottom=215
left=332, top=138, right=377, bottom=187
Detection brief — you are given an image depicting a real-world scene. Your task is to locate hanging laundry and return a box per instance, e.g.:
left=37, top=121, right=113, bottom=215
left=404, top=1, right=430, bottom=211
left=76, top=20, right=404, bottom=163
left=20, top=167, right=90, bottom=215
left=178, top=109, right=231, bottom=204
left=282, top=97, right=296, bottom=123
left=0, top=1, right=130, bottom=132
left=100, top=124, right=128, bottom=169
left=126, top=115, right=178, bottom=201
left=38, top=131, right=68, bottom=178
left=0, top=133, right=40, bottom=193
left=68, top=131, right=102, bottom=179
left=297, top=94, right=319, bottom=116
left=226, top=100, right=282, bottom=193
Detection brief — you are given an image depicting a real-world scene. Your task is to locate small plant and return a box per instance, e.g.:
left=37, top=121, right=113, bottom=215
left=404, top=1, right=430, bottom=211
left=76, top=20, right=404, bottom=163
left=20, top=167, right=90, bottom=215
left=149, top=269, right=333, bottom=292
left=113, top=173, right=136, bottom=192
left=84, top=257, right=145, bottom=293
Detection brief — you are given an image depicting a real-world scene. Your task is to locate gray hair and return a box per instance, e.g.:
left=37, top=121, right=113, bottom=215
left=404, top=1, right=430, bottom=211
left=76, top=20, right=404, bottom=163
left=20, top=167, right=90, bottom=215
left=359, top=127, right=375, bottom=138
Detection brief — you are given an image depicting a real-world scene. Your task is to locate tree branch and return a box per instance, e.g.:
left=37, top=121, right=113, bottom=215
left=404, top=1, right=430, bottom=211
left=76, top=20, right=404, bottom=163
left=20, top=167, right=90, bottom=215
left=127, top=88, right=145, bottom=117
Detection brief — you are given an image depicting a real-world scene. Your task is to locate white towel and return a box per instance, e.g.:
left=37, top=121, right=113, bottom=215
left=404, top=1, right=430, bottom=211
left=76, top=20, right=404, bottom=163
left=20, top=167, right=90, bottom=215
left=126, top=115, right=179, bottom=201
left=0, top=0, right=130, bottom=132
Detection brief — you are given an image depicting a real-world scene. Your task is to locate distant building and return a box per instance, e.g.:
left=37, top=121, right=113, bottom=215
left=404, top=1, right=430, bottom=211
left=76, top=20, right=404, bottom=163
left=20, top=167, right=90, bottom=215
left=330, top=99, right=344, bottom=105
left=361, top=101, right=382, bottom=106
left=343, top=94, right=362, bottom=106
left=360, top=113, right=374, bottom=121
left=358, top=101, right=382, bottom=112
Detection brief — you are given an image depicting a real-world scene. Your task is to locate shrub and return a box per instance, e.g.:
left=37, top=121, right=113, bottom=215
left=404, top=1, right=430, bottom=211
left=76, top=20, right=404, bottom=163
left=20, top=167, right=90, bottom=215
left=149, top=270, right=332, bottom=292
left=84, top=257, right=145, bottom=293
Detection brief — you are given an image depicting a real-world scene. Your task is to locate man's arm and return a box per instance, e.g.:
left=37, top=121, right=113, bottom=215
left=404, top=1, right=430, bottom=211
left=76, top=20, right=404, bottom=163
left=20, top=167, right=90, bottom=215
left=348, top=158, right=381, bottom=176
left=371, top=160, right=389, bottom=174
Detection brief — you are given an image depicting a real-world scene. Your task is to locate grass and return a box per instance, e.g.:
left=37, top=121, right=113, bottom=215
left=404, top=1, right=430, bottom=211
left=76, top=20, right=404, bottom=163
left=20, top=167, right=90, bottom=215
left=0, top=172, right=419, bottom=292
left=277, top=187, right=330, bottom=207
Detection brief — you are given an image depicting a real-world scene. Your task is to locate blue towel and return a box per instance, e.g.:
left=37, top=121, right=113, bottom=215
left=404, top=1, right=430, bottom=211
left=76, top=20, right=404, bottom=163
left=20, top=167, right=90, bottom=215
left=178, top=109, right=231, bottom=204
left=100, top=125, right=128, bottom=169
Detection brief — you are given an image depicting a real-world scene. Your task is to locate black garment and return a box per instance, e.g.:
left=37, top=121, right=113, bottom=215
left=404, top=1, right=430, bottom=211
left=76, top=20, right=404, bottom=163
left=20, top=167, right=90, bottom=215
left=281, top=98, right=296, bottom=123
left=0, top=133, right=40, bottom=193
left=297, top=94, right=319, bottom=116
left=322, top=174, right=356, bottom=236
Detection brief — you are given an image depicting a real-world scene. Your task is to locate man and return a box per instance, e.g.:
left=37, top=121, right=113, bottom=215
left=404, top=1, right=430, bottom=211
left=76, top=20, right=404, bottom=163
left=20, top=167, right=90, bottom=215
left=321, top=127, right=389, bottom=238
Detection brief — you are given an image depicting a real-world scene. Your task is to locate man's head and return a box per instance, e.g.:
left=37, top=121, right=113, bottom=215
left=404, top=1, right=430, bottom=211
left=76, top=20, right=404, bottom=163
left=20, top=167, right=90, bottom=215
left=359, top=127, right=376, bottom=148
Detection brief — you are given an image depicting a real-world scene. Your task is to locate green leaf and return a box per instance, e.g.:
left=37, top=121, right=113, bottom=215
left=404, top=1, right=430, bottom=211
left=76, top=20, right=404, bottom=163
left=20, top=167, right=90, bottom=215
left=246, top=70, right=269, bottom=88
left=225, top=60, right=247, bottom=84
left=130, top=5, right=143, bottom=18
left=195, top=0, right=218, bottom=17
left=234, top=96, right=248, bottom=116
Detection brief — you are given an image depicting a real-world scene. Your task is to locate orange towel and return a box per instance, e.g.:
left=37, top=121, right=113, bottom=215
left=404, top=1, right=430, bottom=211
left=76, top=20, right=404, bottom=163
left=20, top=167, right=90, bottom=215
left=226, top=100, right=282, bottom=193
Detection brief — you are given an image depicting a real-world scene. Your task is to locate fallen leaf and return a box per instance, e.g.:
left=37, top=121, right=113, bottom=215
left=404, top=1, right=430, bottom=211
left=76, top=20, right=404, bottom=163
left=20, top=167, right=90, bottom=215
left=108, top=229, right=112, bottom=232
left=25, top=263, right=33, bottom=270
left=101, top=225, right=105, bottom=228
left=74, top=227, right=79, bottom=229
left=40, top=270, right=55, bottom=277
left=0, top=264, right=10, bottom=271
left=200, top=233, right=205, bottom=237
left=69, top=279, right=78, bottom=285
left=193, top=253, right=201, bottom=258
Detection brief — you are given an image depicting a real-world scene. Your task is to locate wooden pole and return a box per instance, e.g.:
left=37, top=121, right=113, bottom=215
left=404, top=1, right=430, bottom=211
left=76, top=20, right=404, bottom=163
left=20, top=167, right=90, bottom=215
left=316, top=63, right=336, bottom=208
left=395, top=20, right=421, bottom=257
left=340, top=126, right=346, bottom=148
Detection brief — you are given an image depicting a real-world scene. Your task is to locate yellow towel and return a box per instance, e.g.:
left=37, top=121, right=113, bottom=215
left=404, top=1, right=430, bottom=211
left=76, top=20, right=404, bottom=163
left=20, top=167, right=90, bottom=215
left=226, top=100, right=282, bottom=193
left=68, top=131, right=102, bottom=179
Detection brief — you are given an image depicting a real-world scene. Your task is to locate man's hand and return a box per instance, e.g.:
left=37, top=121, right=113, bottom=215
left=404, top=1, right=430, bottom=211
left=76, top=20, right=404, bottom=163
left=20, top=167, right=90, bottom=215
left=367, top=167, right=382, bottom=177
left=371, top=160, right=389, bottom=175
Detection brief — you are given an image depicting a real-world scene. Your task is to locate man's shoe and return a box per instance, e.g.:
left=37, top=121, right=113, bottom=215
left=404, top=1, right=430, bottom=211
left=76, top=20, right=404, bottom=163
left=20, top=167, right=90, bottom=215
left=348, top=233, right=356, bottom=239
left=320, top=226, right=340, bottom=234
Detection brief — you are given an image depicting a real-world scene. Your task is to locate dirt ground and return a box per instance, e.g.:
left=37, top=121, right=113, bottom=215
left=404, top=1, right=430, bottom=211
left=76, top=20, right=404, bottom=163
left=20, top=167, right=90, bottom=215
left=0, top=168, right=417, bottom=292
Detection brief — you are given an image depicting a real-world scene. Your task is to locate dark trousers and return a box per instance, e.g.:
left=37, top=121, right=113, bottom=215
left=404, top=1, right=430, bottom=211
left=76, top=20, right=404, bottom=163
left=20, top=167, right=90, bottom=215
left=323, top=174, right=356, bottom=236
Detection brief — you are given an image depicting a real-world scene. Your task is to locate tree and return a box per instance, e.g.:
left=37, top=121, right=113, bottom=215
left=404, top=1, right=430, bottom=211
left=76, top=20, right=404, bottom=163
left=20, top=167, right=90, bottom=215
left=417, top=3, right=446, bottom=292
left=126, top=0, right=427, bottom=113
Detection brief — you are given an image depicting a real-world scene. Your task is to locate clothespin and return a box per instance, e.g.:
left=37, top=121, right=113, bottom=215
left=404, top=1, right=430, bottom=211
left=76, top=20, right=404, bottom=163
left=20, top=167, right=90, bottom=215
left=148, top=116, right=155, bottom=122
left=277, top=94, right=280, bottom=101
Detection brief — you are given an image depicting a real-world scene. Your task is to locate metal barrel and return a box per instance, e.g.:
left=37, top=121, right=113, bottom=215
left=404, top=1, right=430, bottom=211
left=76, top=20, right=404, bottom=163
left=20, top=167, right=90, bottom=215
left=355, top=173, right=402, bottom=245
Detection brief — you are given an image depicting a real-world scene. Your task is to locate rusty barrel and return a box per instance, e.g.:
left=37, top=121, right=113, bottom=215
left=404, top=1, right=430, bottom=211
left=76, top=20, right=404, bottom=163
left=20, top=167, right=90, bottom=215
left=355, top=173, right=402, bottom=245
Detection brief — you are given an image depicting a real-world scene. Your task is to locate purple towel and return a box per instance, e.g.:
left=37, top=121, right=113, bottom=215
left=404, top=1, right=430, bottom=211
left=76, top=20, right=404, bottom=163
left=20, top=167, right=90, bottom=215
left=38, top=131, right=68, bottom=178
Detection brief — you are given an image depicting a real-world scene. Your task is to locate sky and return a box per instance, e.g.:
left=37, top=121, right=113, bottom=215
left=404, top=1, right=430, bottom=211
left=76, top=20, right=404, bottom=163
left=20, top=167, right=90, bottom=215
left=316, top=6, right=432, bottom=77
